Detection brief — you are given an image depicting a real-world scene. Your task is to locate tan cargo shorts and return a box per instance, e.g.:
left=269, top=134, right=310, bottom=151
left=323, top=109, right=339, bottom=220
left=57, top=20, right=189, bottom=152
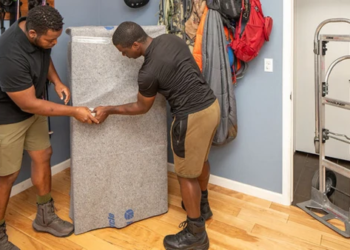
left=171, top=99, right=220, bottom=178
left=0, top=115, right=51, bottom=176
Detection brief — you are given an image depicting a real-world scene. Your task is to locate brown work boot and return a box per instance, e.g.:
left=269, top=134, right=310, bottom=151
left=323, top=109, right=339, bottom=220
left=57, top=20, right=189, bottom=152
left=32, top=199, right=74, bottom=237
left=0, top=223, right=20, bottom=250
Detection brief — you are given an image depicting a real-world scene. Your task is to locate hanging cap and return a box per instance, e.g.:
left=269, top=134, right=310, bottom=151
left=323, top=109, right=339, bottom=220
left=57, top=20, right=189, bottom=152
left=124, top=0, right=149, bottom=8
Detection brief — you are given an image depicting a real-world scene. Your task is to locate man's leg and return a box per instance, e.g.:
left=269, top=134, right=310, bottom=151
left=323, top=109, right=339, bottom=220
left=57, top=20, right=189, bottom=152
left=0, top=172, right=20, bottom=250
left=181, top=160, right=213, bottom=220
left=164, top=173, right=208, bottom=250
left=196, top=161, right=212, bottom=220
left=28, top=147, right=52, bottom=202
left=164, top=174, right=208, bottom=250
left=181, top=160, right=213, bottom=217
left=178, top=177, right=201, bottom=219
left=28, top=146, right=74, bottom=237
left=25, top=115, right=73, bottom=237
left=164, top=113, right=212, bottom=250
left=25, top=115, right=53, bottom=203
left=0, top=118, right=28, bottom=250
left=198, top=160, right=210, bottom=191
left=0, top=171, right=20, bottom=223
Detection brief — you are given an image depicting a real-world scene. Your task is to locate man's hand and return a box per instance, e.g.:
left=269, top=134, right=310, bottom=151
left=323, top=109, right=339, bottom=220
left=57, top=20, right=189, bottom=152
left=92, top=93, right=156, bottom=123
left=74, top=107, right=99, bottom=124
left=54, top=82, right=71, bottom=105
left=93, top=106, right=110, bottom=124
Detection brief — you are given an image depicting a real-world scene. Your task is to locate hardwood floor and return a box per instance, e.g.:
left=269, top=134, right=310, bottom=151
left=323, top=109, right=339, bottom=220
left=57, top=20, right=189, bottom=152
left=5, top=168, right=350, bottom=249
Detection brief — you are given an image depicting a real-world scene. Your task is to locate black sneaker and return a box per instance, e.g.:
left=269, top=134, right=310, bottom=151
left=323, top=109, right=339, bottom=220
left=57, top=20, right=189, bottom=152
left=163, top=217, right=209, bottom=250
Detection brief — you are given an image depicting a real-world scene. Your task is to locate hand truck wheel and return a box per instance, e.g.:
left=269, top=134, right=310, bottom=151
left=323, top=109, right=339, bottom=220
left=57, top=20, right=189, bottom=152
left=312, top=169, right=337, bottom=197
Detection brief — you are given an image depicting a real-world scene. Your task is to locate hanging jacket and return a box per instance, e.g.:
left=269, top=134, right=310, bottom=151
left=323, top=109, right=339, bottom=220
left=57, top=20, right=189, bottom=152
left=201, top=9, right=238, bottom=145
left=192, top=5, right=208, bottom=72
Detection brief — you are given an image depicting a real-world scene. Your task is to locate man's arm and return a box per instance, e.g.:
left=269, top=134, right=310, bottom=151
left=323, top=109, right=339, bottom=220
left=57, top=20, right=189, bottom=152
left=106, top=92, right=156, bottom=115
left=93, top=92, right=156, bottom=123
left=48, top=58, right=71, bottom=105
left=7, top=86, right=99, bottom=124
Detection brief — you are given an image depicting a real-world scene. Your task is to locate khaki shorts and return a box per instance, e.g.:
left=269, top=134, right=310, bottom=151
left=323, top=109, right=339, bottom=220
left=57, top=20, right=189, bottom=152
left=0, top=115, right=51, bottom=176
left=171, top=99, right=220, bottom=178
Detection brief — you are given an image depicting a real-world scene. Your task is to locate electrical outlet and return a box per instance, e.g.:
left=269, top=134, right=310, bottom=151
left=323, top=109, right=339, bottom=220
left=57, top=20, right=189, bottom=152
left=264, top=58, right=273, bottom=72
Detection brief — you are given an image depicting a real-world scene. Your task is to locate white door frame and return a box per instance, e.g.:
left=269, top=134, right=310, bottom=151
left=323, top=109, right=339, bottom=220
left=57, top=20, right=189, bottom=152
left=282, top=0, right=295, bottom=205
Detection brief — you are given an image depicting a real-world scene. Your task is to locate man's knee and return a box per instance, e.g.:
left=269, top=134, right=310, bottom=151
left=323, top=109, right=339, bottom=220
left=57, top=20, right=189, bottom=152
left=39, top=147, right=52, bottom=163
left=30, top=146, right=53, bottom=164
left=178, top=176, right=198, bottom=186
left=44, top=147, right=53, bottom=159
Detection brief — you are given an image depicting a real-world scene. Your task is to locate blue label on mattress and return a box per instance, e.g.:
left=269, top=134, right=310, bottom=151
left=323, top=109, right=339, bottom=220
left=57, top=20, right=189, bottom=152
left=108, top=213, right=116, bottom=227
left=104, top=26, right=114, bottom=30
left=124, top=209, right=134, bottom=220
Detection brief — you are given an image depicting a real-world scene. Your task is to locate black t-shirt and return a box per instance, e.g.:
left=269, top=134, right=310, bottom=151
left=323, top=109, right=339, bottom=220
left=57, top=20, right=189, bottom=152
left=138, top=34, right=216, bottom=117
left=0, top=17, right=51, bottom=125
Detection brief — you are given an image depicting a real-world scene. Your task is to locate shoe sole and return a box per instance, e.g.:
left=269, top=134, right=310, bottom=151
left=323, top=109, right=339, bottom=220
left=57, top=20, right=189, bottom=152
left=32, top=221, right=74, bottom=237
left=164, top=241, right=209, bottom=250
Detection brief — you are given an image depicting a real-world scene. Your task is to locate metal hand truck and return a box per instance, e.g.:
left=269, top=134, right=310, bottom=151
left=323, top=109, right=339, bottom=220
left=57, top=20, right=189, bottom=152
left=297, top=18, right=350, bottom=238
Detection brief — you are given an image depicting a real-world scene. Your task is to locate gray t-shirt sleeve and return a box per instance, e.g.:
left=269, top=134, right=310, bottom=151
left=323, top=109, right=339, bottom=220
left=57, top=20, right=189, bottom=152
left=0, top=57, right=32, bottom=92
left=138, top=70, right=158, bottom=97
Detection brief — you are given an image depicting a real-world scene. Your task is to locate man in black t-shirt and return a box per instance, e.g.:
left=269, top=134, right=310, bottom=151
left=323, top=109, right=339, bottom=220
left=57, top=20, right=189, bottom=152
left=94, top=22, right=220, bottom=250
left=0, top=6, right=98, bottom=249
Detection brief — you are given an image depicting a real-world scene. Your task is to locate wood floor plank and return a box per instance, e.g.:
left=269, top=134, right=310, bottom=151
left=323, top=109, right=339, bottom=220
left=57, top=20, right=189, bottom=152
left=207, top=228, right=305, bottom=250
left=237, top=205, right=289, bottom=226
left=209, top=185, right=272, bottom=208
left=284, top=220, right=323, bottom=245
left=207, top=220, right=258, bottom=243
left=270, top=202, right=313, bottom=220
left=321, top=234, right=350, bottom=250
left=7, top=194, right=37, bottom=218
left=91, top=226, right=161, bottom=250
left=251, top=224, right=329, bottom=250
left=6, top=225, right=52, bottom=250
left=67, top=233, right=123, bottom=250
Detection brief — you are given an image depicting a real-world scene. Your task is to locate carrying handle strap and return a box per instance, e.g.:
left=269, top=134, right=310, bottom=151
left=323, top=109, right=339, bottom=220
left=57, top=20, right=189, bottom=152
left=235, top=0, right=245, bottom=39
left=254, top=1, right=267, bottom=24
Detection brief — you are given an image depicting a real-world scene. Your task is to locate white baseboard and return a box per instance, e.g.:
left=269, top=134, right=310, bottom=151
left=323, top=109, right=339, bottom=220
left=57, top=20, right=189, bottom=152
left=10, top=159, right=71, bottom=197
left=167, top=163, right=288, bottom=206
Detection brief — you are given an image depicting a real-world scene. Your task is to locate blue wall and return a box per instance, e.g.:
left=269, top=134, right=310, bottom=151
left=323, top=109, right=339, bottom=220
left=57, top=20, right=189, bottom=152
left=4, top=0, right=284, bottom=195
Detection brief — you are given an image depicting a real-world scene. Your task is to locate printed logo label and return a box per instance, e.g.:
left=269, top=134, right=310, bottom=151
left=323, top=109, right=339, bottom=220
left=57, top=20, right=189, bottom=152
left=108, top=213, right=115, bottom=227
left=124, top=209, right=134, bottom=220
left=125, top=209, right=134, bottom=225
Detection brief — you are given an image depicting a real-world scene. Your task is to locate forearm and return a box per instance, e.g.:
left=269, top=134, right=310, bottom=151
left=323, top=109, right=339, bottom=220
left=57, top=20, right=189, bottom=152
left=105, top=102, right=148, bottom=115
left=22, top=98, right=76, bottom=117
left=47, top=58, right=62, bottom=85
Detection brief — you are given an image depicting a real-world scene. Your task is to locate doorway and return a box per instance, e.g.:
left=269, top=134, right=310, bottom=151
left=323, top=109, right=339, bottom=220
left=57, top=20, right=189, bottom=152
left=293, top=0, right=350, bottom=210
